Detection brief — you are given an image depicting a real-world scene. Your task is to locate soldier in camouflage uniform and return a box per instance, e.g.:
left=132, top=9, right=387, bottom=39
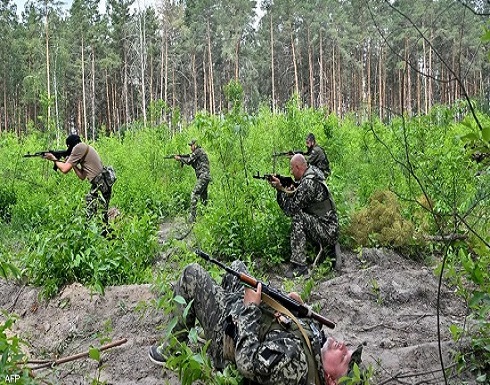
left=175, top=139, right=211, bottom=223
left=269, top=154, right=338, bottom=277
left=149, top=261, right=359, bottom=385
left=305, top=133, right=330, bottom=178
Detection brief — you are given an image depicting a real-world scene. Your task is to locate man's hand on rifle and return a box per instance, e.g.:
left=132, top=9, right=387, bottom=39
left=268, top=175, right=283, bottom=190
left=244, top=282, right=262, bottom=306
left=244, top=282, right=303, bottom=307
left=174, top=155, right=181, bottom=161
left=43, top=152, right=57, bottom=162
left=269, top=175, right=295, bottom=194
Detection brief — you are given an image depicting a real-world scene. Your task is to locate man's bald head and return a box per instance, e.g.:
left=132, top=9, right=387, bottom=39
left=290, top=154, right=308, bottom=180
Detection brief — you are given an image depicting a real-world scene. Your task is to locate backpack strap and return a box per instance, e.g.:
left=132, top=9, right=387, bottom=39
left=81, top=144, right=90, bottom=162
left=262, top=294, right=321, bottom=385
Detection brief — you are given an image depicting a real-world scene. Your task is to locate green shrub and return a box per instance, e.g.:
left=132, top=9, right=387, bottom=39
left=0, top=187, right=17, bottom=223
left=346, top=190, right=414, bottom=249
left=0, top=312, right=37, bottom=385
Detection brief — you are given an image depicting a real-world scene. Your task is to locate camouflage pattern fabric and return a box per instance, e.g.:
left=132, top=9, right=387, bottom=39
left=85, top=169, right=113, bottom=224
left=172, top=262, right=245, bottom=369
left=306, top=145, right=330, bottom=177
left=277, top=167, right=338, bottom=265
left=180, top=146, right=211, bottom=222
left=189, top=177, right=210, bottom=222
left=180, top=146, right=211, bottom=180
left=172, top=262, right=326, bottom=385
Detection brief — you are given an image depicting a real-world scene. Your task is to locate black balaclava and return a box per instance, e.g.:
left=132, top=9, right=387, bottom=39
left=65, top=134, right=82, bottom=156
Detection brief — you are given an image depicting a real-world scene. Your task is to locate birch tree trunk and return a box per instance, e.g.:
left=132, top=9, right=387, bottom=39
left=207, top=22, right=215, bottom=114
left=319, top=29, right=324, bottom=107
left=81, top=36, right=88, bottom=139
left=291, top=30, right=299, bottom=100
left=139, top=13, right=147, bottom=128
left=45, top=6, right=51, bottom=127
left=270, top=13, right=276, bottom=113
left=91, top=47, right=96, bottom=140
left=307, top=26, right=314, bottom=107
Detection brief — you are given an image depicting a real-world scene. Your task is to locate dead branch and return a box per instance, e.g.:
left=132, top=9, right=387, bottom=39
left=29, top=338, right=128, bottom=371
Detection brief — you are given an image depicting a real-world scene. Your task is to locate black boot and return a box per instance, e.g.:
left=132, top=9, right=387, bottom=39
left=285, top=263, right=309, bottom=278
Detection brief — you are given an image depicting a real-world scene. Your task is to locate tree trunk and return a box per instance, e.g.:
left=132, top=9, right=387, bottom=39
left=331, top=45, right=336, bottom=113
left=428, top=32, right=433, bottom=112
left=203, top=56, right=207, bottom=111
left=105, top=68, right=111, bottom=134
left=139, top=13, right=147, bottom=128
left=207, top=22, right=215, bottom=114
left=2, top=81, right=6, bottom=133
left=291, top=29, right=299, bottom=100
left=307, top=26, right=314, bottom=108
left=123, top=49, right=130, bottom=126
left=270, top=13, right=276, bottom=113
left=319, top=29, right=324, bottom=107
left=366, top=40, right=371, bottom=115
left=235, top=34, right=240, bottom=80
left=81, top=37, right=88, bottom=139
left=378, top=46, right=383, bottom=120
left=405, top=37, right=411, bottom=115
left=192, top=52, right=197, bottom=115
left=91, top=47, right=96, bottom=140
left=45, top=6, right=51, bottom=128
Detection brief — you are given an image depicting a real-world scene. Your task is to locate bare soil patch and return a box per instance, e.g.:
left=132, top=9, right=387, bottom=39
left=0, top=224, right=476, bottom=385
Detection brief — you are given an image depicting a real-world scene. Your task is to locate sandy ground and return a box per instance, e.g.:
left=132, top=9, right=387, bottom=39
left=0, top=223, right=478, bottom=385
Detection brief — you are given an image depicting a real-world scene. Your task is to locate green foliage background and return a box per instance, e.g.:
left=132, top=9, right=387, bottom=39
left=0, top=100, right=489, bottom=379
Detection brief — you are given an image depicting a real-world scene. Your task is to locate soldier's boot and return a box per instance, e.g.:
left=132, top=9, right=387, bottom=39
left=285, top=261, right=309, bottom=279
left=148, top=342, right=181, bottom=366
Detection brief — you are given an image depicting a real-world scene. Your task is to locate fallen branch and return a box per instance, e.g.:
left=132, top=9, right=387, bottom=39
left=29, top=338, right=128, bottom=371
left=422, top=233, right=468, bottom=242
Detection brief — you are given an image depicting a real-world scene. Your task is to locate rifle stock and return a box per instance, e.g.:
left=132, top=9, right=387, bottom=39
left=195, top=249, right=335, bottom=329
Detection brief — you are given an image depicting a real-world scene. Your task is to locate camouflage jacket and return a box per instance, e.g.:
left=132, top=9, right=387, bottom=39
left=306, top=145, right=330, bottom=175
left=180, top=146, right=211, bottom=180
left=276, top=166, right=334, bottom=218
left=233, top=302, right=325, bottom=385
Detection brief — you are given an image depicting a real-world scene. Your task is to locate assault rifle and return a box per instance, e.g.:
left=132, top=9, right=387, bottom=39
left=195, top=249, right=336, bottom=329
left=253, top=171, right=299, bottom=189
left=163, top=154, right=191, bottom=160
left=23, top=149, right=69, bottom=171
left=163, top=154, right=191, bottom=167
left=272, top=150, right=307, bottom=158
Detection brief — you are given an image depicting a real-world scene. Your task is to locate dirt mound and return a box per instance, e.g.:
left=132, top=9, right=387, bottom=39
left=0, top=239, right=475, bottom=384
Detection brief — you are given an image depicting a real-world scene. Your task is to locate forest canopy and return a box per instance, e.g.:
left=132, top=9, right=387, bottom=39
left=0, top=0, right=489, bottom=138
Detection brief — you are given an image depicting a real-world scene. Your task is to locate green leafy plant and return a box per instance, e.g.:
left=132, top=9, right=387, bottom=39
left=153, top=293, right=243, bottom=385
left=0, top=187, right=17, bottom=223
left=339, top=363, right=374, bottom=385
left=0, top=312, right=37, bottom=385
left=370, top=279, right=382, bottom=305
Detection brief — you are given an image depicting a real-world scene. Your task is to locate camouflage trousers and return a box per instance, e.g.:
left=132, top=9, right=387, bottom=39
left=173, top=261, right=247, bottom=369
left=290, top=209, right=339, bottom=265
left=85, top=171, right=113, bottom=224
left=189, top=177, right=210, bottom=222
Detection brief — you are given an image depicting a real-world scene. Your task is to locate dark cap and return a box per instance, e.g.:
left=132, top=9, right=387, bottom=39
left=66, top=134, right=82, bottom=148
left=188, top=139, right=197, bottom=146
left=348, top=342, right=365, bottom=372
left=306, top=133, right=316, bottom=142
